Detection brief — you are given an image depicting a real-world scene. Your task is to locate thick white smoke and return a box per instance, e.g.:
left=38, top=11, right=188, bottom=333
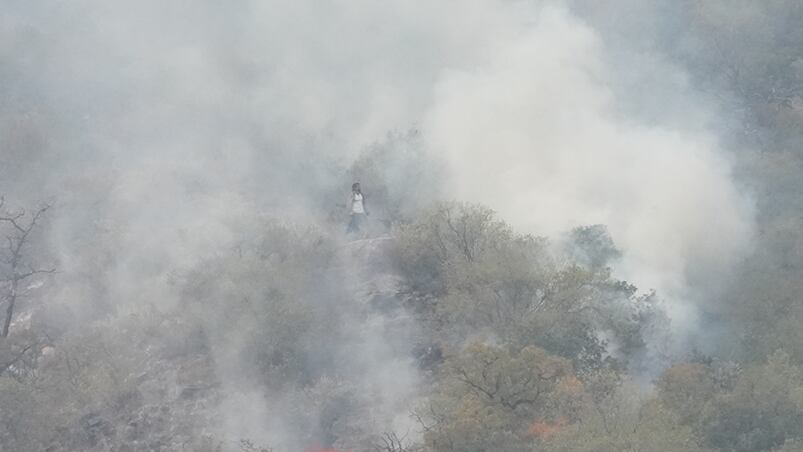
left=423, top=5, right=755, bottom=342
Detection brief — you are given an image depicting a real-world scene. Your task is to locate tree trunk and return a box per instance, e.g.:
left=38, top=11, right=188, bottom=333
left=2, top=279, right=17, bottom=337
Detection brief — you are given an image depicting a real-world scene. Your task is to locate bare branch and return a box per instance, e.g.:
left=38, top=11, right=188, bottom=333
left=13, top=267, right=57, bottom=282
left=376, top=431, right=405, bottom=452
left=0, top=199, right=55, bottom=337
left=26, top=204, right=51, bottom=233
left=0, top=209, right=28, bottom=235
left=0, top=341, right=38, bottom=377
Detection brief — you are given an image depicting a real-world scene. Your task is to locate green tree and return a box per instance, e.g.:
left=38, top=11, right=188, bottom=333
left=395, top=203, right=662, bottom=374
left=419, top=343, right=572, bottom=452
left=698, top=351, right=803, bottom=451
left=547, top=388, right=708, bottom=452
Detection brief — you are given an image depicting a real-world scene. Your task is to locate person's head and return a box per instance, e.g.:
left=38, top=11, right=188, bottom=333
left=352, top=182, right=361, bottom=193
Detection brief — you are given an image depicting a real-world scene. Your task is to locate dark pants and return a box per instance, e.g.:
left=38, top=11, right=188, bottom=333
left=347, top=213, right=365, bottom=234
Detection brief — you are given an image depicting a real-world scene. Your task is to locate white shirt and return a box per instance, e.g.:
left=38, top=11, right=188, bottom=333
left=351, top=192, right=365, bottom=214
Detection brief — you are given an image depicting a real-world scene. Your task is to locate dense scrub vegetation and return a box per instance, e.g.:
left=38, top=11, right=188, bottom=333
left=5, top=198, right=803, bottom=451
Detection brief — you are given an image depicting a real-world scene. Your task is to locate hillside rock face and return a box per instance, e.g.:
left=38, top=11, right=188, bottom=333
left=324, top=236, right=425, bottom=450
left=340, top=236, right=413, bottom=353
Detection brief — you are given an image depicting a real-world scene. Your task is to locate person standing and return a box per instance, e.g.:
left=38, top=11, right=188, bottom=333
left=347, top=182, right=368, bottom=235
